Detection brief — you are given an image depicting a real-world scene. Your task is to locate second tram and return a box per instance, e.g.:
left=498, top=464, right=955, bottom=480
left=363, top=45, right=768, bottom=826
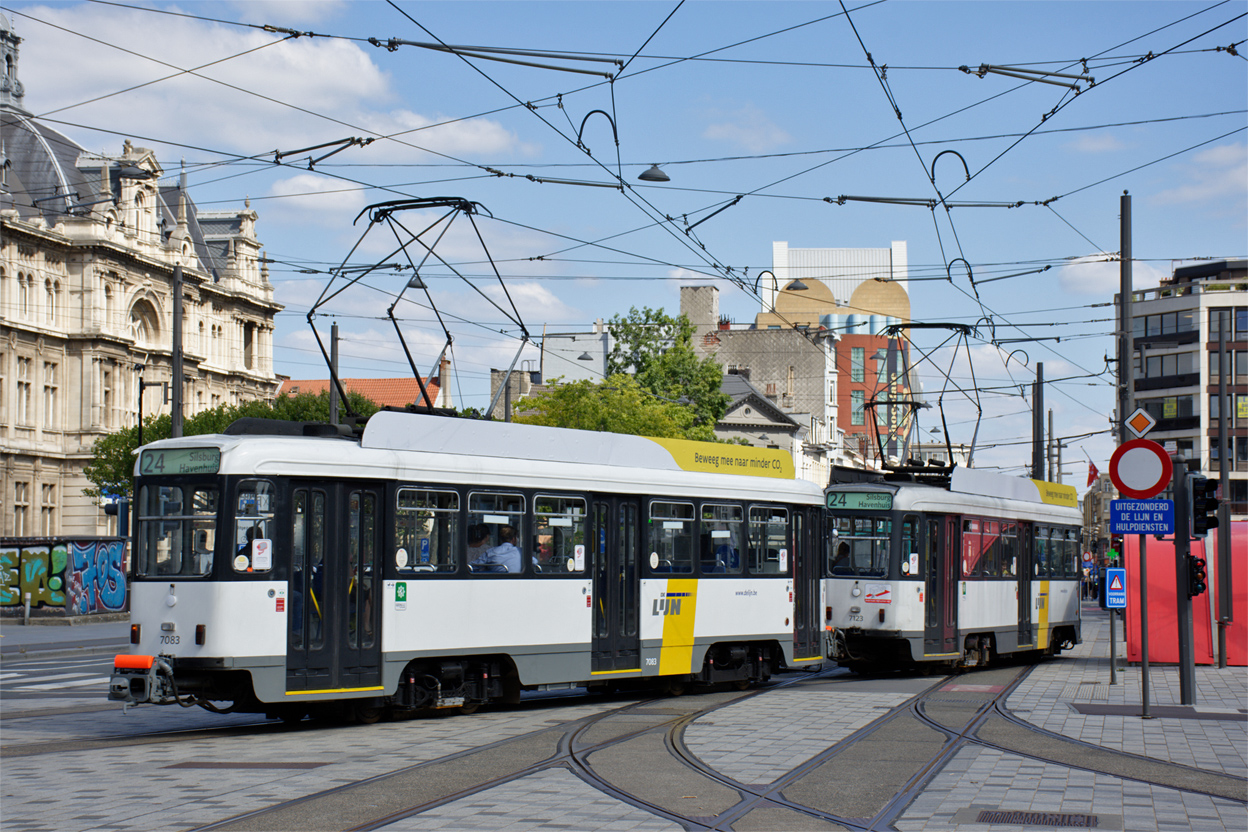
left=824, top=467, right=1083, bottom=672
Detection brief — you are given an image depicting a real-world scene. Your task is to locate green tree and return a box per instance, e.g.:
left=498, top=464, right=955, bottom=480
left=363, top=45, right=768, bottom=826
left=83, top=391, right=380, bottom=501
left=513, top=374, right=717, bottom=441
left=606, top=306, right=729, bottom=429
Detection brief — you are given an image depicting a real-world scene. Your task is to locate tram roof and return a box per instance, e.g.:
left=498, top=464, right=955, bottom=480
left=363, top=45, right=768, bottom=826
left=137, top=413, right=825, bottom=503
left=827, top=468, right=1081, bottom=521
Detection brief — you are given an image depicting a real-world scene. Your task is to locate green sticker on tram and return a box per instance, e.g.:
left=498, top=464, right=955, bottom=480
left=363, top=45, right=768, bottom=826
left=396, top=582, right=407, bottom=602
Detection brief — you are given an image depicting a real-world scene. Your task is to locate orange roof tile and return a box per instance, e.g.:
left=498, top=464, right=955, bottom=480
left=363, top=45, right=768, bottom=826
left=278, top=377, right=441, bottom=409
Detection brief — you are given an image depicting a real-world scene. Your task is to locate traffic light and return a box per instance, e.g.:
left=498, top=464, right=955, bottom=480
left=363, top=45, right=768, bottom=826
left=1190, top=475, right=1220, bottom=537
left=103, top=498, right=130, bottom=538
left=1187, top=555, right=1208, bottom=598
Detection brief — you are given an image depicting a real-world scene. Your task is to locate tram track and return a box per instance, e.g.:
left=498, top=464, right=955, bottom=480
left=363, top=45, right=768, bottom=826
left=9, top=659, right=1241, bottom=831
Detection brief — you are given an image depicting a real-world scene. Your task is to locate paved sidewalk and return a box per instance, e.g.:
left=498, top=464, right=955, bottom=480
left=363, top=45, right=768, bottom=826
left=895, top=606, right=1247, bottom=831
left=0, top=615, right=130, bottom=660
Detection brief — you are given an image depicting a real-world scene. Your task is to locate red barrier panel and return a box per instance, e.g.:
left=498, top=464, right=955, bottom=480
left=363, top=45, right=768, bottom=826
left=1124, top=520, right=1246, bottom=666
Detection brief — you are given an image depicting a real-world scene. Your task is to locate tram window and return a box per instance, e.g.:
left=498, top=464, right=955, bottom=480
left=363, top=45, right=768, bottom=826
left=468, top=492, right=526, bottom=574
left=234, top=480, right=276, bottom=573
left=534, top=495, right=587, bottom=574
left=396, top=489, right=459, bottom=573
left=699, top=504, right=744, bottom=575
left=1062, top=528, right=1080, bottom=578
left=999, top=522, right=1017, bottom=578
left=1034, top=526, right=1053, bottom=578
left=649, top=502, right=694, bottom=573
left=901, top=515, right=920, bottom=577
left=828, top=516, right=888, bottom=577
left=749, top=507, right=791, bottom=575
left=980, top=521, right=1001, bottom=578
left=291, top=489, right=327, bottom=650
left=137, top=485, right=219, bottom=577
left=962, top=518, right=982, bottom=577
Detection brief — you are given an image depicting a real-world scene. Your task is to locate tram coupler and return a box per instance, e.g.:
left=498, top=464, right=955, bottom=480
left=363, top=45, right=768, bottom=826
left=109, top=654, right=176, bottom=708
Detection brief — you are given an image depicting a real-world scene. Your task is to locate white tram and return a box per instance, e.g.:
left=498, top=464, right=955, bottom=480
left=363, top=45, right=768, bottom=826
left=110, top=412, right=825, bottom=720
left=824, top=467, right=1083, bottom=672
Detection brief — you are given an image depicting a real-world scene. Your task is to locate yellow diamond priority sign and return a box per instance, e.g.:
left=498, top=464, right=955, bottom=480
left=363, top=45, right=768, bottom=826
left=1125, top=407, right=1156, bottom=438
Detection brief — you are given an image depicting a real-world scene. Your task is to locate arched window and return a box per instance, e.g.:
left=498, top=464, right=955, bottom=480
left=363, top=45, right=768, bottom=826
left=18, top=272, right=29, bottom=316
left=45, top=279, right=57, bottom=323
left=128, top=300, right=160, bottom=347
left=104, top=284, right=115, bottom=328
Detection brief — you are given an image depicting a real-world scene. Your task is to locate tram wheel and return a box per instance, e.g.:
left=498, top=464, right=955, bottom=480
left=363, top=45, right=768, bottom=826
left=353, top=704, right=384, bottom=724
left=458, top=702, right=480, bottom=715
left=664, top=680, right=687, bottom=696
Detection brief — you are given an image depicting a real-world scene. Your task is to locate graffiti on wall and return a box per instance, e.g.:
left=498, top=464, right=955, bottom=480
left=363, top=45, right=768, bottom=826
left=69, top=540, right=127, bottom=613
left=0, top=539, right=127, bottom=614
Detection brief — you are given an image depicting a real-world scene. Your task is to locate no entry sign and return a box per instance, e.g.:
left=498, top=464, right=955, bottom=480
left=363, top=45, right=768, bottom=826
left=1109, top=438, right=1172, bottom=499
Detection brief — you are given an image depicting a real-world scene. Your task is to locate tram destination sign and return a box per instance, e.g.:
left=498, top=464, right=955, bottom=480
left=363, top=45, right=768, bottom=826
left=827, top=492, right=893, bottom=511
left=1110, top=499, right=1174, bottom=535
left=139, top=447, right=221, bottom=476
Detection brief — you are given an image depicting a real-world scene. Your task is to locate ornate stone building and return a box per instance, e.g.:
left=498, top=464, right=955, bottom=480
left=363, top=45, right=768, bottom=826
left=1, top=14, right=281, bottom=537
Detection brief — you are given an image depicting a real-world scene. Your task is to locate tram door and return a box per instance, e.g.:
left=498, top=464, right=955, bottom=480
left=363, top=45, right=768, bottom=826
left=591, top=499, right=640, bottom=673
left=286, top=483, right=384, bottom=693
left=1017, top=523, right=1034, bottom=647
left=923, top=515, right=959, bottom=655
left=792, top=509, right=822, bottom=660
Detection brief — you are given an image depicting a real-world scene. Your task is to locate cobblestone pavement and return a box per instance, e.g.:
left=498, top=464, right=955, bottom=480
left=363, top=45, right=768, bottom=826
left=683, top=689, right=913, bottom=784
left=2, top=608, right=1244, bottom=831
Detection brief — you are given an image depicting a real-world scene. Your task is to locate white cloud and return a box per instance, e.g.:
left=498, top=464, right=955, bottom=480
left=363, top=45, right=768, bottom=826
left=702, top=104, right=791, bottom=153
left=1066, top=133, right=1126, bottom=153
left=478, top=281, right=581, bottom=325
left=1152, top=142, right=1248, bottom=205
left=1057, top=254, right=1164, bottom=296
left=222, top=0, right=349, bottom=25
left=12, top=4, right=525, bottom=164
left=266, top=173, right=370, bottom=226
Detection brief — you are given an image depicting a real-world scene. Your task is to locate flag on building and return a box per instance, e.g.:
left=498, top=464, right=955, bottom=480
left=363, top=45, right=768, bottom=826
left=1087, top=460, right=1099, bottom=487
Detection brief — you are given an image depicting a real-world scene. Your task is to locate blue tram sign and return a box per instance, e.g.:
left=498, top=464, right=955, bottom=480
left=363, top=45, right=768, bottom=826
left=1104, top=568, right=1127, bottom=609
left=1110, top=499, right=1173, bottom=535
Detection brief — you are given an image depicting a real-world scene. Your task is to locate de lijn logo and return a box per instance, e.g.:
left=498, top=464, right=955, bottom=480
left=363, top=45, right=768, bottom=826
left=652, top=591, right=691, bottom=616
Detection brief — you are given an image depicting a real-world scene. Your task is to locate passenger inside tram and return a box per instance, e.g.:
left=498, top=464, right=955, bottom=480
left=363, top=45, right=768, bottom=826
left=471, top=525, right=522, bottom=573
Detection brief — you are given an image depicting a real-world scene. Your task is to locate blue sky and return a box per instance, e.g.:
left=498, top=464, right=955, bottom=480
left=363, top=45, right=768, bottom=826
left=5, top=0, right=1246, bottom=477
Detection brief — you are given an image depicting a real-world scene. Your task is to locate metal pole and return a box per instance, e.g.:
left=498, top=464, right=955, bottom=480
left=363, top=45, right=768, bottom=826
left=1110, top=598, right=1117, bottom=686
left=171, top=264, right=184, bottom=438
left=1174, top=458, right=1196, bottom=705
left=1217, top=310, right=1230, bottom=668
left=1119, top=192, right=1133, bottom=445
left=137, top=367, right=144, bottom=449
left=330, top=322, right=340, bottom=425
left=1033, top=363, right=1045, bottom=479
left=1139, top=532, right=1151, bottom=718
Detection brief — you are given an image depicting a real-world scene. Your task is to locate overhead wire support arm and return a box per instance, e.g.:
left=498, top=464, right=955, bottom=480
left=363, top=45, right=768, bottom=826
left=827, top=195, right=1026, bottom=209
left=372, top=38, right=621, bottom=77
left=961, top=63, right=1095, bottom=90
left=684, top=195, right=744, bottom=235
left=274, top=137, right=375, bottom=169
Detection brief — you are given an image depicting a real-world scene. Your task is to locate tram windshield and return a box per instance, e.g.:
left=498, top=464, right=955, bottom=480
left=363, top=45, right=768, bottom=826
left=827, top=515, right=890, bottom=577
left=136, top=483, right=220, bottom=577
